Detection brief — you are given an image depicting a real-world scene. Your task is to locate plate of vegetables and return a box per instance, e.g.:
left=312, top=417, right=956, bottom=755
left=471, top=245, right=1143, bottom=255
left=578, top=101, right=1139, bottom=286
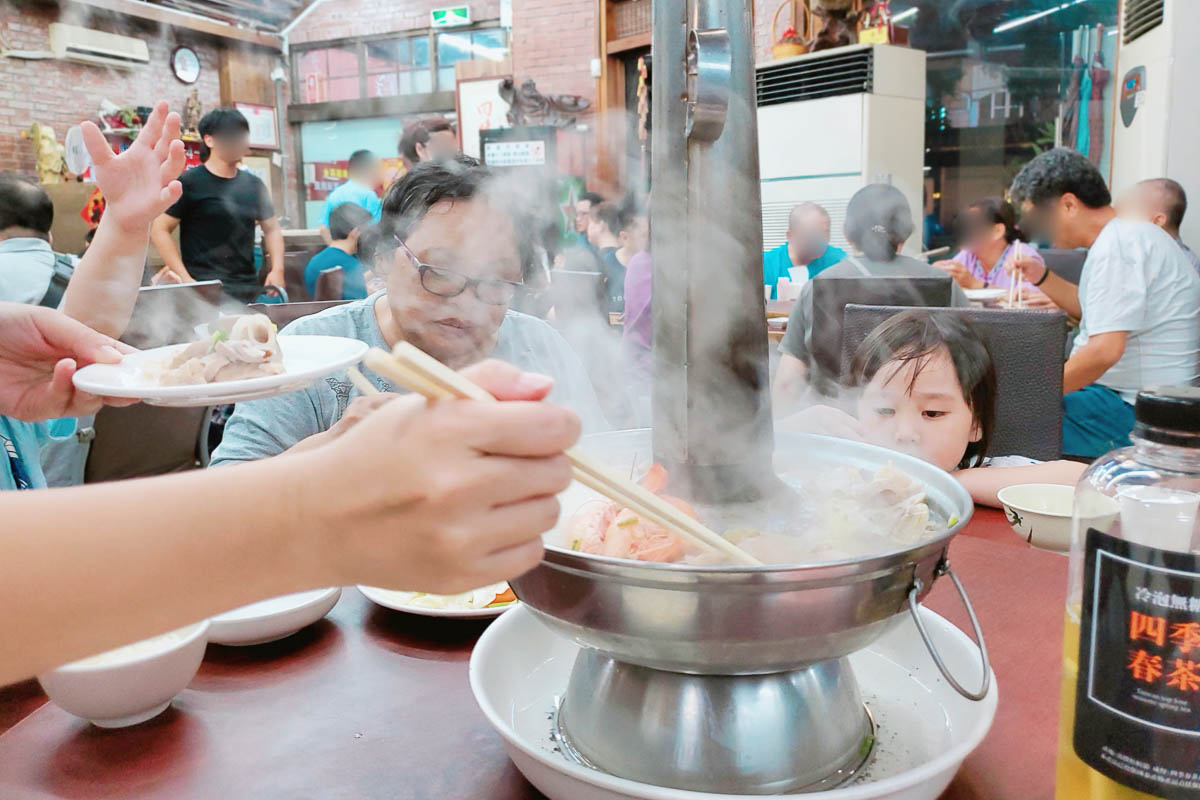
left=356, top=583, right=517, bottom=618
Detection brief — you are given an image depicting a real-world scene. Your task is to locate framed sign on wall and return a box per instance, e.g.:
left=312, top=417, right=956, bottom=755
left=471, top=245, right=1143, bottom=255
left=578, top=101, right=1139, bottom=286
left=234, top=103, right=279, bottom=150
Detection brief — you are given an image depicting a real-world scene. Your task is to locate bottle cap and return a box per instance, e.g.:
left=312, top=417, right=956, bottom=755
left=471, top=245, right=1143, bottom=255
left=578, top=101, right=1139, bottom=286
left=1134, top=387, right=1200, bottom=445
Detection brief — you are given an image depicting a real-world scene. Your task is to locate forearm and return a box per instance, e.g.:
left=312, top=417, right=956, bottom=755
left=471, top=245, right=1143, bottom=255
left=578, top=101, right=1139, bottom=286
left=956, top=461, right=1087, bottom=508
left=1036, top=272, right=1081, bottom=319
left=265, top=226, right=285, bottom=275
left=59, top=216, right=148, bottom=338
left=0, top=455, right=327, bottom=683
left=149, top=223, right=190, bottom=278
left=771, top=354, right=810, bottom=418
left=1063, top=344, right=1121, bottom=394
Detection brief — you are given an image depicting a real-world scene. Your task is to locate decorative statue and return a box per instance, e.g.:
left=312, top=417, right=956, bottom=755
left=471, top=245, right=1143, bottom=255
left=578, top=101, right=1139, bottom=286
left=20, top=122, right=67, bottom=184
left=183, top=88, right=203, bottom=136
left=806, top=0, right=863, bottom=51
left=499, top=78, right=591, bottom=128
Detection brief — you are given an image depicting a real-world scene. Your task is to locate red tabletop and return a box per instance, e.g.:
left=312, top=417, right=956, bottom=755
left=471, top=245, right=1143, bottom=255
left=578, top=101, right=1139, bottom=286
left=0, top=509, right=1066, bottom=800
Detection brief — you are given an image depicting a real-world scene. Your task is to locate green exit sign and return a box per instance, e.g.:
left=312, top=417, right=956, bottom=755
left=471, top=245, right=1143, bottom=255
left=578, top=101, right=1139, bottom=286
left=431, top=6, right=471, bottom=27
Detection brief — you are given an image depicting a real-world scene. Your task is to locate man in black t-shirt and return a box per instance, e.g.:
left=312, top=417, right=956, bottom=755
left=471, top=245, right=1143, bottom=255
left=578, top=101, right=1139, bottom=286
left=150, top=108, right=283, bottom=303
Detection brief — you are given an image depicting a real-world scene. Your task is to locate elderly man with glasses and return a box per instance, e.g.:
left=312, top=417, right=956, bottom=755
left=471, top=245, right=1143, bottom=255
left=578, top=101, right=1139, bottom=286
left=211, top=158, right=607, bottom=465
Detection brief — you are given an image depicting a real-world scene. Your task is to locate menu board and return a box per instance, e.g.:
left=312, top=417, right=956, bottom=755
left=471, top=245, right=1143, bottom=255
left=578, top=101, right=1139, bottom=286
left=483, top=139, right=546, bottom=167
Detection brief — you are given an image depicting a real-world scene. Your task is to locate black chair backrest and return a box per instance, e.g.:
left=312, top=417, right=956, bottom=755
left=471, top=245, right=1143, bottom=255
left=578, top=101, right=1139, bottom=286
left=840, top=304, right=1069, bottom=461
left=85, top=404, right=211, bottom=483
left=247, top=300, right=350, bottom=329
left=314, top=267, right=345, bottom=301
left=121, top=280, right=225, bottom=348
left=283, top=247, right=323, bottom=302
left=810, top=276, right=953, bottom=383
left=1040, top=248, right=1087, bottom=285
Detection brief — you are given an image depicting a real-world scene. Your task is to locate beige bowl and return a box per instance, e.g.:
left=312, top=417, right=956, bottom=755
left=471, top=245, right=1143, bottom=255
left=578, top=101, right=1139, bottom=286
left=37, top=620, right=209, bottom=728
left=996, top=483, right=1075, bottom=551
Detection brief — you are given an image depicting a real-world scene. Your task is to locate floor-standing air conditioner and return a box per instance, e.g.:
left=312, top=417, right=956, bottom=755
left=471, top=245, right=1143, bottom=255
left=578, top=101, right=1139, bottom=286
left=1109, top=0, right=1200, bottom=247
left=756, top=44, right=927, bottom=255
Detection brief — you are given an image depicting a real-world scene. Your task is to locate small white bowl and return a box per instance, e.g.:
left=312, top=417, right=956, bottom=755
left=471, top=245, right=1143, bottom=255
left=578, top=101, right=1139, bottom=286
left=37, top=620, right=209, bottom=728
left=208, top=587, right=341, bottom=646
left=996, top=483, right=1075, bottom=551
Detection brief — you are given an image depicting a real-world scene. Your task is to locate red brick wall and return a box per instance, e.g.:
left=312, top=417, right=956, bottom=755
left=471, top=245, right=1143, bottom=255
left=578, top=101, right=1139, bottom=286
left=509, top=0, right=596, bottom=103
left=0, top=3, right=224, bottom=177
left=289, top=0, right=501, bottom=45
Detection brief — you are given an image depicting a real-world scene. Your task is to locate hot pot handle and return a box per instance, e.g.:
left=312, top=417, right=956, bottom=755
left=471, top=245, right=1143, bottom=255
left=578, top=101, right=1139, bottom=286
left=907, top=561, right=991, bottom=701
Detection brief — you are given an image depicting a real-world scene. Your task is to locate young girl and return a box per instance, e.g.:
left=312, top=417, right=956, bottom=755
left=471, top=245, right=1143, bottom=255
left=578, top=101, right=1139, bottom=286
left=779, top=308, right=1084, bottom=507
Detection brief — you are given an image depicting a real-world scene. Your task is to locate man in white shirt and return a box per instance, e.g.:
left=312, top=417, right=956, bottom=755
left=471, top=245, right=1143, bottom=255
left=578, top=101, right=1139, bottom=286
left=1116, top=177, right=1200, bottom=274
left=1010, top=149, right=1200, bottom=457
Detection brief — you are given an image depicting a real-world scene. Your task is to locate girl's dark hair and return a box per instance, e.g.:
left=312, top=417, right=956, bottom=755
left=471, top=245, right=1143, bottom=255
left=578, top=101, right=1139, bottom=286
left=848, top=309, right=996, bottom=469
left=844, top=183, right=915, bottom=262
left=956, top=196, right=1023, bottom=245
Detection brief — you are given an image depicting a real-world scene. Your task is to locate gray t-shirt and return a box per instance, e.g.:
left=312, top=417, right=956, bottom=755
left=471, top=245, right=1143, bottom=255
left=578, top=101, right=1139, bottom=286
left=1073, top=218, right=1200, bottom=402
left=778, top=253, right=970, bottom=382
left=210, top=294, right=608, bottom=465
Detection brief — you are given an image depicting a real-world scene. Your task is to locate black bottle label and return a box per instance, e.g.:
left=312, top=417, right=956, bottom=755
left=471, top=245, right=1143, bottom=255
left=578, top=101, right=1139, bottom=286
left=1076, top=529, right=1200, bottom=796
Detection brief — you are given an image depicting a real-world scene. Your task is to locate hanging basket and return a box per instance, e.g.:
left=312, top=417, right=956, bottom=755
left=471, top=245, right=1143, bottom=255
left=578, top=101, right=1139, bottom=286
left=771, top=0, right=809, bottom=60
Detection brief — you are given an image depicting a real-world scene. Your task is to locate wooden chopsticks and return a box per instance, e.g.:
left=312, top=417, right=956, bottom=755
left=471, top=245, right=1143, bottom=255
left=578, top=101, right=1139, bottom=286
left=352, top=345, right=762, bottom=566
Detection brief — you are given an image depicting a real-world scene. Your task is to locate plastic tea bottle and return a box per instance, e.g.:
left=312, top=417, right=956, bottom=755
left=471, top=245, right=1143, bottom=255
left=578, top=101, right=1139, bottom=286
left=1056, top=388, right=1200, bottom=798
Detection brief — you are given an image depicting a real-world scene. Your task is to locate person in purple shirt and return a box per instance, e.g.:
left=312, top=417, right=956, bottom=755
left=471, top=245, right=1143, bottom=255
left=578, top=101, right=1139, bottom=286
left=622, top=249, right=653, bottom=376
left=932, top=197, right=1053, bottom=306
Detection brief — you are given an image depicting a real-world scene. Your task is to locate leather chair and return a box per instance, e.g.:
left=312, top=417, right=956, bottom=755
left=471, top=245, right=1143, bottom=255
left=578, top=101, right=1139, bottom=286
left=121, top=280, right=224, bottom=348
left=1040, top=248, right=1087, bottom=285
left=810, top=276, right=954, bottom=385
left=84, top=404, right=212, bottom=483
left=246, top=300, right=350, bottom=329
left=840, top=304, right=1069, bottom=461
left=314, top=267, right=345, bottom=301
left=283, top=248, right=323, bottom=302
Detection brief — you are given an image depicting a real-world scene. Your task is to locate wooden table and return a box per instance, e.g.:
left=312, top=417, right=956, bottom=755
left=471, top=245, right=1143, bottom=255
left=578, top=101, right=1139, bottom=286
left=0, top=509, right=1066, bottom=799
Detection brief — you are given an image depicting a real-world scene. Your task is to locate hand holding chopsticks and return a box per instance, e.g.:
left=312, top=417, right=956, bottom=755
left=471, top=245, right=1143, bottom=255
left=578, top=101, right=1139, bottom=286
left=352, top=344, right=763, bottom=566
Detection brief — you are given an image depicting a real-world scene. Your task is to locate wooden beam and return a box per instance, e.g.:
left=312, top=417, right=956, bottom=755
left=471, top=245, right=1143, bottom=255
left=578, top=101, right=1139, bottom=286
left=286, top=92, right=457, bottom=124
left=605, top=31, right=651, bottom=55
left=69, top=0, right=282, bottom=49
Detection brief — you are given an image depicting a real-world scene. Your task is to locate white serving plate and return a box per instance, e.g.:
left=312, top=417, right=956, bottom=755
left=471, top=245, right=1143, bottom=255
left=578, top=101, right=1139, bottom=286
left=357, top=585, right=515, bottom=619
left=208, top=587, right=342, bottom=646
left=72, top=335, right=369, bottom=407
left=470, top=606, right=997, bottom=800
left=963, top=287, right=1008, bottom=304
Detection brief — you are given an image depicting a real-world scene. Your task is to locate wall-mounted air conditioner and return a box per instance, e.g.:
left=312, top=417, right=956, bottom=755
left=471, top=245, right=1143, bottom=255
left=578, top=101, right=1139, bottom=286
left=755, top=44, right=927, bottom=255
left=49, top=23, right=150, bottom=69
left=1109, top=0, right=1199, bottom=247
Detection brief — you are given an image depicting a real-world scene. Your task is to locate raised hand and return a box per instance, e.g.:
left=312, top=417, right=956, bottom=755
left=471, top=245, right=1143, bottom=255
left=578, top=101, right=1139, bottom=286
left=0, top=303, right=136, bottom=422
left=80, top=100, right=186, bottom=235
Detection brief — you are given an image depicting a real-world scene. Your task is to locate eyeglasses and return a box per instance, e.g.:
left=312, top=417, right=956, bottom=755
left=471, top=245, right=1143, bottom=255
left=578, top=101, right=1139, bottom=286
left=393, top=237, right=522, bottom=306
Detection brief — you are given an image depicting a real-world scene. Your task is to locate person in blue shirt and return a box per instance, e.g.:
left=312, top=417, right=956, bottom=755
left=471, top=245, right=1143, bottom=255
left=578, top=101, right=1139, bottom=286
left=304, top=203, right=373, bottom=300
left=762, top=202, right=847, bottom=299
left=318, top=149, right=383, bottom=244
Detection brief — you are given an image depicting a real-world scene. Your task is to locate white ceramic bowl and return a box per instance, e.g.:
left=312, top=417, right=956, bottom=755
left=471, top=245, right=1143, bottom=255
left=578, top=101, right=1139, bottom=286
left=208, top=587, right=341, bottom=646
left=37, top=620, right=209, bottom=728
left=470, top=606, right=997, bottom=800
left=996, top=483, right=1075, bottom=551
